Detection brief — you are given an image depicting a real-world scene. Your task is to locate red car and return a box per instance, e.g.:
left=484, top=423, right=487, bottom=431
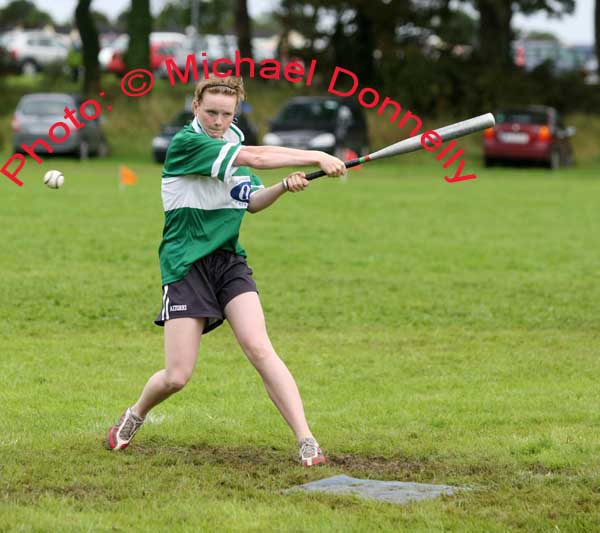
left=483, top=106, right=575, bottom=169
left=107, top=42, right=180, bottom=75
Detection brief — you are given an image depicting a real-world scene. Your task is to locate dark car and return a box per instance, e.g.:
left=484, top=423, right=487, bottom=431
left=483, top=106, right=575, bottom=169
left=262, top=96, right=369, bottom=157
left=152, top=103, right=259, bottom=163
left=12, top=93, right=108, bottom=159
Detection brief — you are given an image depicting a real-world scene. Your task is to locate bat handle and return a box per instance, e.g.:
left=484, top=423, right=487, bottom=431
left=305, top=158, right=362, bottom=181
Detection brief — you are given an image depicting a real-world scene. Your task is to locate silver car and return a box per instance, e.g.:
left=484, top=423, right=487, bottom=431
left=12, top=93, right=108, bottom=159
left=1, top=30, right=68, bottom=75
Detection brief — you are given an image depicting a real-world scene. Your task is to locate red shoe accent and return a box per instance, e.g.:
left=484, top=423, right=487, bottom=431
left=108, top=428, right=116, bottom=449
left=303, top=455, right=327, bottom=467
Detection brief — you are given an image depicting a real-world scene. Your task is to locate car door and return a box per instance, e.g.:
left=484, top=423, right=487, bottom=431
left=32, top=36, right=56, bottom=66
left=49, top=37, right=67, bottom=62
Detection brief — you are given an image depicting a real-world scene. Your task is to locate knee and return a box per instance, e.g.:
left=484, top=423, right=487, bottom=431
left=165, top=370, right=191, bottom=392
left=243, top=341, right=275, bottom=366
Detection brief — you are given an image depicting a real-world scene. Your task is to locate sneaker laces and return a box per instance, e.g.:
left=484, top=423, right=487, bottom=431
left=120, top=410, right=144, bottom=440
left=299, top=437, right=319, bottom=458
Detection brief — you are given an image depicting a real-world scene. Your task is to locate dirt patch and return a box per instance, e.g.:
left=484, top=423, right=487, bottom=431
left=131, top=441, right=446, bottom=486
left=329, top=453, right=428, bottom=479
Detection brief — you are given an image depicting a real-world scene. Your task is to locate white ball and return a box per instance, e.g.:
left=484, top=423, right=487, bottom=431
left=44, top=170, right=65, bottom=189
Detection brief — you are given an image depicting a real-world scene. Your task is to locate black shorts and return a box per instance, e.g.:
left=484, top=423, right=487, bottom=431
left=154, top=250, right=258, bottom=333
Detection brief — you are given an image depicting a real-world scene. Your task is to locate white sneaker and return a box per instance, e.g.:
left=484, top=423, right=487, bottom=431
left=106, top=408, right=145, bottom=450
left=299, top=437, right=327, bottom=467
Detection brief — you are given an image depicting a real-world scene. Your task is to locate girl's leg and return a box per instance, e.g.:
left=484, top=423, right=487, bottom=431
left=224, top=292, right=313, bottom=442
left=107, top=317, right=206, bottom=450
left=131, top=317, right=205, bottom=417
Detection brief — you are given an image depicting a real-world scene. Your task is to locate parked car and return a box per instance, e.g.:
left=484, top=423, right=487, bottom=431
left=262, top=96, right=369, bottom=157
left=152, top=102, right=258, bottom=163
left=104, top=32, right=186, bottom=75
left=13, top=93, right=109, bottom=159
left=1, top=30, right=68, bottom=75
left=157, top=34, right=277, bottom=77
left=98, top=33, right=128, bottom=71
left=483, top=106, right=575, bottom=169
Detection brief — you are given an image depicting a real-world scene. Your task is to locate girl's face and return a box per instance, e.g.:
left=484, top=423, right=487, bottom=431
left=193, top=92, right=237, bottom=139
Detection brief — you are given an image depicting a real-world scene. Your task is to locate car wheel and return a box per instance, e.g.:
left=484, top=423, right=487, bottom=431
left=548, top=148, right=560, bottom=170
left=78, top=141, right=90, bottom=160
left=484, top=157, right=496, bottom=167
left=22, top=60, right=38, bottom=76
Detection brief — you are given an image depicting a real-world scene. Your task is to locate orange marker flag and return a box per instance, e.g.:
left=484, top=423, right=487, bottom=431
left=119, top=165, right=138, bottom=186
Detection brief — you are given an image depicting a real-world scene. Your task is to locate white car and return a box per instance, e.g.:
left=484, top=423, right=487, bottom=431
left=1, top=30, right=68, bottom=75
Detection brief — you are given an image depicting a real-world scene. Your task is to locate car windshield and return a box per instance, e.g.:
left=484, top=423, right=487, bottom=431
left=19, top=99, right=71, bottom=116
left=275, top=100, right=340, bottom=126
left=496, top=110, right=548, bottom=125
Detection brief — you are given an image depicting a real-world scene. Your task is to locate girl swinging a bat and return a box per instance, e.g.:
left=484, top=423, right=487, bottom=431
left=106, top=75, right=346, bottom=466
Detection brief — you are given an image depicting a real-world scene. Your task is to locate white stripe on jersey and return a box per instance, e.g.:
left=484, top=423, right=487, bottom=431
left=211, top=143, right=236, bottom=179
left=223, top=145, right=242, bottom=180
left=191, top=117, right=204, bottom=135
left=230, top=123, right=245, bottom=143
left=191, top=117, right=242, bottom=181
left=162, top=174, right=258, bottom=211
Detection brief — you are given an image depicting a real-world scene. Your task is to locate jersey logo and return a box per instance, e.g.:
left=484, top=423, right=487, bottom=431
left=230, top=181, right=252, bottom=203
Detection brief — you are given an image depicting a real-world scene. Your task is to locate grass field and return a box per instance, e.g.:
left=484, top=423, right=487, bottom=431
left=1, top=156, right=600, bottom=531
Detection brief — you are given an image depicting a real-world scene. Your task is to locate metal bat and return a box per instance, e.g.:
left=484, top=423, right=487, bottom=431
left=304, top=113, right=496, bottom=180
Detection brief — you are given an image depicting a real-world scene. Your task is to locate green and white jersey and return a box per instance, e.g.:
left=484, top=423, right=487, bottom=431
left=158, top=118, right=263, bottom=285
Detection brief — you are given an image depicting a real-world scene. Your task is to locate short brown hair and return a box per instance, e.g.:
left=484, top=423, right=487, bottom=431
left=193, top=76, right=245, bottom=108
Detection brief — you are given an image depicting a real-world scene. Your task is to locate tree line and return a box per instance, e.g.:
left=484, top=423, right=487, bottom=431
left=1, top=0, right=598, bottom=116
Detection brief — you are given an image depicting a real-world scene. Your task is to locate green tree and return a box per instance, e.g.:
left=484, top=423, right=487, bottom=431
left=235, top=0, right=253, bottom=58
left=75, top=0, right=100, bottom=94
left=91, top=10, right=113, bottom=33
left=154, top=0, right=234, bottom=33
left=526, top=31, right=560, bottom=41
left=276, top=0, right=422, bottom=85
left=469, top=0, right=574, bottom=66
left=126, top=0, right=151, bottom=69
left=115, top=8, right=130, bottom=33
left=433, top=5, right=477, bottom=47
left=473, top=0, right=513, bottom=65
left=594, top=0, right=600, bottom=76
left=0, top=0, right=53, bottom=30
left=154, top=1, right=189, bottom=31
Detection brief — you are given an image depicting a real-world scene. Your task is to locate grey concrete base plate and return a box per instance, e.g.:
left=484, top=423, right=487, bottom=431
left=288, top=474, right=462, bottom=505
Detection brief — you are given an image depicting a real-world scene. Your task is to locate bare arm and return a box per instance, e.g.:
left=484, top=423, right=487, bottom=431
left=247, top=172, right=308, bottom=214
left=235, top=145, right=346, bottom=176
